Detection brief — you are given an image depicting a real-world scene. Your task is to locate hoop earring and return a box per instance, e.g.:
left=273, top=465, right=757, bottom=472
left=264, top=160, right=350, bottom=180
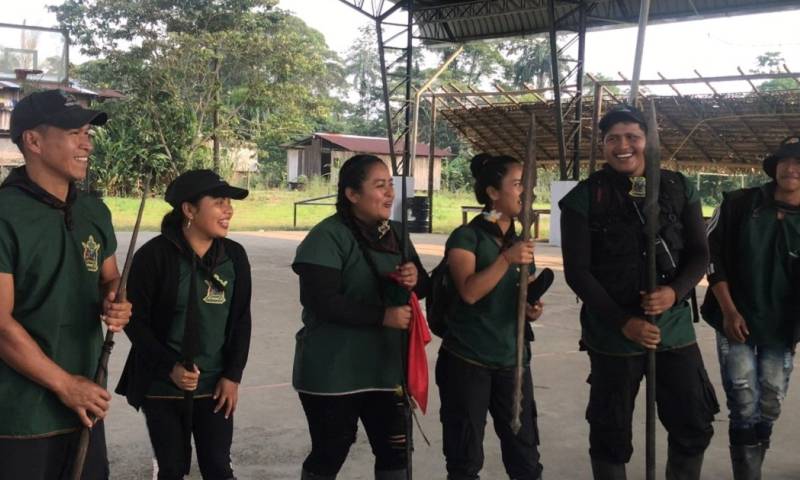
left=186, top=219, right=192, bottom=229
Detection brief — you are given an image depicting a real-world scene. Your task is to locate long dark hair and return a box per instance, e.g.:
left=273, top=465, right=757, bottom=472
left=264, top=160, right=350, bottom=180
left=335, top=154, right=387, bottom=217
left=470, top=153, right=522, bottom=209
left=335, top=154, right=391, bottom=296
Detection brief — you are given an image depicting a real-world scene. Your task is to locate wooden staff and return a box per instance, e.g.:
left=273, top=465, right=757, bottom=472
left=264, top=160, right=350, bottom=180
left=511, top=110, right=537, bottom=434
left=71, top=176, right=151, bottom=480
left=643, top=99, right=661, bottom=480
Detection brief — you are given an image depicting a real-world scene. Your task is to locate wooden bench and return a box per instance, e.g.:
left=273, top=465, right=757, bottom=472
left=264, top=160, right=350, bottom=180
left=461, top=206, right=551, bottom=239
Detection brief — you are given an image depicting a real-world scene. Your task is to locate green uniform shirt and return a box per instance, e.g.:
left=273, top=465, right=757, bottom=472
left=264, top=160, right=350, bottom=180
left=704, top=193, right=800, bottom=346
left=443, top=222, right=534, bottom=368
left=292, top=214, right=413, bottom=395
left=560, top=175, right=699, bottom=355
left=0, top=188, right=116, bottom=437
left=147, top=256, right=235, bottom=398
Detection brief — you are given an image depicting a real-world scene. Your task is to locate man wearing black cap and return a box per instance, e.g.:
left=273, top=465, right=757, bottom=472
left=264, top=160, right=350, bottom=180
left=0, top=89, right=132, bottom=479
left=702, top=136, right=800, bottom=480
left=559, top=104, right=717, bottom=480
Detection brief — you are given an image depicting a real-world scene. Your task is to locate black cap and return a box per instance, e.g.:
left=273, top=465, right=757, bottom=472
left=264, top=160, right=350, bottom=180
left=10, top=90, right=108, bottom=144
left=598, top=104, right=648, bottom=136
left=763, top=136, right=800, bottom=178
left=165, top=169, right=249, bottom=208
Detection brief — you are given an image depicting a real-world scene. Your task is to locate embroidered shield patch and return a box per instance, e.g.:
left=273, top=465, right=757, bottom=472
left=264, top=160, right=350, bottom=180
left=82, top=235, right=100, bottom=272
left=203, top=274, right=228, bottom=304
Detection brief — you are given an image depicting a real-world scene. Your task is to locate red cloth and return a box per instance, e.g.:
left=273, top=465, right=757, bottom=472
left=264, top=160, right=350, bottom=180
left=407, top=291, right=431, bottom=414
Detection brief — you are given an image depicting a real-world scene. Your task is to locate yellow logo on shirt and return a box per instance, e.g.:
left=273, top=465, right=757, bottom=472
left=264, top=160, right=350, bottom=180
left=203, top=274, right=228, bottom=304
left=82, top=235, right=100, bottom=272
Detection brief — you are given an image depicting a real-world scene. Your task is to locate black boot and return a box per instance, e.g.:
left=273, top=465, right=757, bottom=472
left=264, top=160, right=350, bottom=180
left=665, top=446, right=704, bottom=480
left=591, top=458, right=626, bottom=480
left=730, top=444, right=763, bottom=480
left=374, top=469, right=407, bottom=480
left=301, top=469, right=337, bottom=480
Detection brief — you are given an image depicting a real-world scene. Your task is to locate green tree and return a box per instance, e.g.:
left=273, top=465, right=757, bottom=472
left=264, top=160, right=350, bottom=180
left=58, top=1, right=342, bottom=191
left=750, top=51, right=797, bottom=91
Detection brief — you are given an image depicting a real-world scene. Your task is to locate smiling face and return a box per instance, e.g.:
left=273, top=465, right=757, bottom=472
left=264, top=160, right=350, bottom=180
left=346, top=162, right=395, bottom=223
left=487, top=163, right=524, bottom=217
left=23, top=124, right=94, bottom=183
left=775, top=157, right=800, bottom=193
left=184, top=196, right=235, bottom=239
left=603, top=122, right=647, bottom=177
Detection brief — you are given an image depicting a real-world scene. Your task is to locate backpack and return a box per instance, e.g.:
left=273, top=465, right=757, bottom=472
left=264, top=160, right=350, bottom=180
left=426, top=225, right=481, bottom=337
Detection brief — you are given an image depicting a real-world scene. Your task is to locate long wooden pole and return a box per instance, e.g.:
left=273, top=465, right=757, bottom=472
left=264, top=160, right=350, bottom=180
left=643, top=99, right=661, bottom=480
left=71, top=175, right=151, bottom=480
left=511, top=110, right=537, bottom=434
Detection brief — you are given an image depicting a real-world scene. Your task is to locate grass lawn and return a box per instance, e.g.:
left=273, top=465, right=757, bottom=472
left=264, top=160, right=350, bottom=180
left=106, top=188, right=553, bottom=237
left=106, top=184, right=717, bottom=238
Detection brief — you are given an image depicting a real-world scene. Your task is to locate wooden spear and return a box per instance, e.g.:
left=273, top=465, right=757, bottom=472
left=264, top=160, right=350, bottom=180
left=71, top=175, right=151, bottom=480
left=643, top=99, right=661, bottom=480
left=511, top=110, right=537, bottom=434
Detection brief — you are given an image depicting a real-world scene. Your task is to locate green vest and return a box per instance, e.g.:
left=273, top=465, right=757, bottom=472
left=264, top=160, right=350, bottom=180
left=560, top=176, right=699, bottom=356
left=147, top=256, right=235, bottom=398
left=703, top=189, right=800, bottom=346
left=0, top=188, right=116, bottom=437
left=443, top=221, right=534, bottom=368
left=292, top=214, right=411, bottom=395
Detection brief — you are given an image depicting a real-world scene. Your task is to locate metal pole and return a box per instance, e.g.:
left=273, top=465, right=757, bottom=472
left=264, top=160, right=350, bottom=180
left=571, top=1, right=587, bottom=180
left=376, top=19, right=399, bottom=175
left=427, top=97, right=436, bottom=233
left=629, top=0, right=652, bottom=106
left=409, top=46, right=463, bottom=168
left=588, top=83, right=603, bottom=173
left=548, top=0, right=568, bottom=180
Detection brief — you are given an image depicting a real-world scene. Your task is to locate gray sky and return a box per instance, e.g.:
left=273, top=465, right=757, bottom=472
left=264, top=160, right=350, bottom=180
left=5, top=0, right=800, bottom=94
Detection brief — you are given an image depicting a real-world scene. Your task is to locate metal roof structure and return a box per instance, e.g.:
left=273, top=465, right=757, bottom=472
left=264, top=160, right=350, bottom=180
left=431, top=71, right=800, bottom=170
left=340, top=0, right=800, bottom=182
left=395, top=0, right=800, bottom=43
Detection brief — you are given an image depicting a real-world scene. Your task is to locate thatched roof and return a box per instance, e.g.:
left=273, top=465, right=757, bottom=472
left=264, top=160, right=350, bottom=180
left=433, top=73, right=800, bottom=170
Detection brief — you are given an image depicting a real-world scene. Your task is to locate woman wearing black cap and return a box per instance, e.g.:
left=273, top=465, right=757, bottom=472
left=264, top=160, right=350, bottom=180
left=116, top=169, right=252, bottom=480
left=436, top=153, right=544, bottom=480
left=292, top=154, right=429, bottom=480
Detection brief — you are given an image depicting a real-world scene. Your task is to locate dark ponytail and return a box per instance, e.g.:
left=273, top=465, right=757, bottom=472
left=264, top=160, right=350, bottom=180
left=470, top=153, right=522, bottom=208
left=160, top=195, right=203, bottom=232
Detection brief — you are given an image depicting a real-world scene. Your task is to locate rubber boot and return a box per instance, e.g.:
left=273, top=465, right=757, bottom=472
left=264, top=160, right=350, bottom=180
left=374, top=469, right=407, bottom=480
left=590, top=458, right=626, bottom=480
left=301, top=469, right=337, bottom=480
left=665, top=446, right=704, bottom=480
left=730, top=444, right=763, bottom=480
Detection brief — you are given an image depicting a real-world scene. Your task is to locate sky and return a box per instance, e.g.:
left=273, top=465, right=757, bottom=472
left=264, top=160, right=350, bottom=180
left=5, top=0, right=800, bottom=95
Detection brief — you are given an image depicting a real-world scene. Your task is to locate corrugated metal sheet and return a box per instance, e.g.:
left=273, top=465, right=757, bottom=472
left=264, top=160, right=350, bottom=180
left=288, top=133, right=453, bottom=158
left=398, top=0, right=800, bottom=43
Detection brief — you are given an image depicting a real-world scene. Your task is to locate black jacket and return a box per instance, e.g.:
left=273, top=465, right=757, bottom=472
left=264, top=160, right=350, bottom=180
left=115, top=228, right=252, bottom=409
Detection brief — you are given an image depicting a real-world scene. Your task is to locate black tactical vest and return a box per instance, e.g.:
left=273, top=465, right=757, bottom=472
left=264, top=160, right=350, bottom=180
left=587, top=167, right=687, bottom=309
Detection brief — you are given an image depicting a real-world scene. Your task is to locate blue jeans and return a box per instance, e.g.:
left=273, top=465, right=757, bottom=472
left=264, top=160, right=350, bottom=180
left=716, top=332, right=794, bottom=445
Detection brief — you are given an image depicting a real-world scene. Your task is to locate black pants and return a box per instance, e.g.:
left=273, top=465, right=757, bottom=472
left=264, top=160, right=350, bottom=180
left=586, top=343, right=719, bottom=464
left=436, top=348, right=543, bottom=480
left=142, top=397, right=234, bottom=480
left=0, top=421, right=108, bottom=480
left=299, top=391, right=408, bottom=476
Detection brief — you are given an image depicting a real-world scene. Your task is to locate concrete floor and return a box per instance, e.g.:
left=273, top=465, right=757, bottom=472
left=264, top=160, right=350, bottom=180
left=103, top=231, right=800, bottom=479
